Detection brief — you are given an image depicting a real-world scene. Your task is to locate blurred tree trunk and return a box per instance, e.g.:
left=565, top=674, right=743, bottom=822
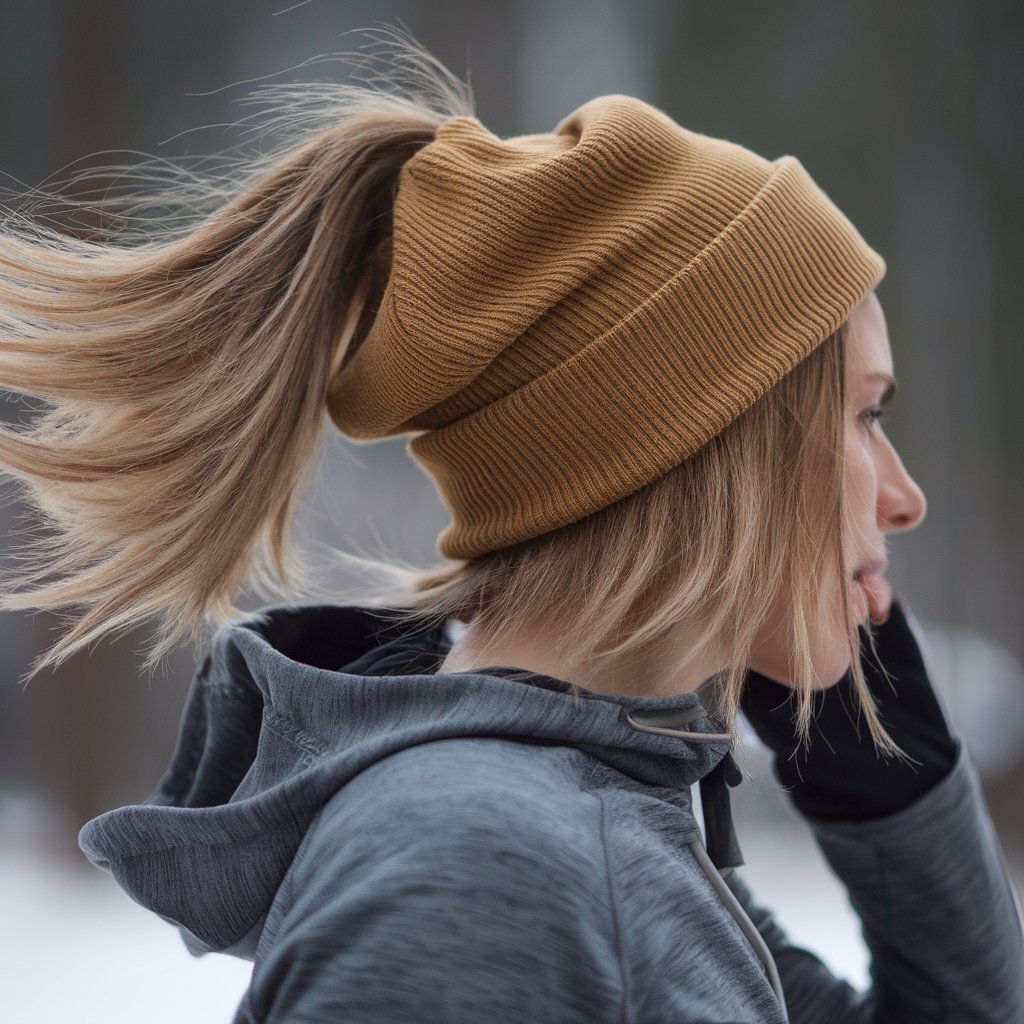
left=15, top=0, right=125, bottom=867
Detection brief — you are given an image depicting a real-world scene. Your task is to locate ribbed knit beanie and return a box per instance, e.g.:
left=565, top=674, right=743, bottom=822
left=326, top=93, right=886, bottom=560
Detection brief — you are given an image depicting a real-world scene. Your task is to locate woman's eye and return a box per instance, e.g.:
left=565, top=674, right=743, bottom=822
left=861, top=407, right=885, bottom=430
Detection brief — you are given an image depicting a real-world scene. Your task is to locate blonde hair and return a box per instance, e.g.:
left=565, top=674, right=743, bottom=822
left=0, top=25, right=902, bottom=760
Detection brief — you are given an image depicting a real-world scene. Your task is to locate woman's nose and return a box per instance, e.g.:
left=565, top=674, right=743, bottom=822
left=878, top=444, right=927, bottom=532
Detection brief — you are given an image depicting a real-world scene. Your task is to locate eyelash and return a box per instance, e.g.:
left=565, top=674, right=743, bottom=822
left=862, top=407, right=885, bottom=429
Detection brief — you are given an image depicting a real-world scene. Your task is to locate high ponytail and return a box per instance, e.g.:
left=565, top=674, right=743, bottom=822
left=0, top=25, right=474, bottom=683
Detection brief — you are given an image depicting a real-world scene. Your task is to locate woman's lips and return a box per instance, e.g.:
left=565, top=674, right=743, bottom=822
left=853, top=571, right=892, bottom=625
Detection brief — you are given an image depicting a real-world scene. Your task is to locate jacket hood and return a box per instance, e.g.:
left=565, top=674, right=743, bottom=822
left=78, top=602, right=736, bottom=960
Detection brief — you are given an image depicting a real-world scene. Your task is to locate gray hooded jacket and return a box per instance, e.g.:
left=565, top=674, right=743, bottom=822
left=78, top=603, right=1024, bottom=1023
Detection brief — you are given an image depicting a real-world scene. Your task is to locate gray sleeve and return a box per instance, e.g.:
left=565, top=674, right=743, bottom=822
left=726, top=741, right=1024, bottom=1023
left=232, top=787, right=627, bottom=1024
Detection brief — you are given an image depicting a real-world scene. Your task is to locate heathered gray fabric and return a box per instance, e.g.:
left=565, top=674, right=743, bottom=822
left=78, top=602, right=1024, bottom=1023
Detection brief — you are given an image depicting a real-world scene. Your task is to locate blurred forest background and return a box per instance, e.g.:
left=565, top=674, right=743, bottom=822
left=1, top=1, right=1022, bottom=1020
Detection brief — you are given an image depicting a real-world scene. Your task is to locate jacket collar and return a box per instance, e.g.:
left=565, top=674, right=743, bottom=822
left=78, top=601, right=743, bottom=960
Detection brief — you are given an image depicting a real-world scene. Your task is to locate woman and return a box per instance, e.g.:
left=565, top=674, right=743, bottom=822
left=2, top=26, right=1021, bottom=1024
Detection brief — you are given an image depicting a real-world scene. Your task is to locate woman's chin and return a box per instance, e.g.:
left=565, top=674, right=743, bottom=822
left=748, top=647, right=851, bottom=690
left=819, top=655, right=853, bottom=688
left=749, top=581, right=868, bottom=690
left=809, top=634, right=855, bottom=689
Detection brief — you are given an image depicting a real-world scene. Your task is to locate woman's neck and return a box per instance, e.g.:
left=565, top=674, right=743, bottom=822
left=437, top=620, right=724, bottom=698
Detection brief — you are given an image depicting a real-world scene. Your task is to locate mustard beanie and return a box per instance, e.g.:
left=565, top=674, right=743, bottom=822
left=326, top=94, right=886, bottom=560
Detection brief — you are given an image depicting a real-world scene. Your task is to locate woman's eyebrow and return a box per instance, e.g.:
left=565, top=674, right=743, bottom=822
left=867, top=371, right=897, bottom=405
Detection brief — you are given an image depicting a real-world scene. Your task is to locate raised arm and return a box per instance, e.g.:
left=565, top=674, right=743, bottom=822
left=739, top=597, right=1024, bottom=1023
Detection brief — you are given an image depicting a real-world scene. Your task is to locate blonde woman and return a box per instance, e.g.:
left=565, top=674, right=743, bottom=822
left=3, top=26, right=1021, bottom=1024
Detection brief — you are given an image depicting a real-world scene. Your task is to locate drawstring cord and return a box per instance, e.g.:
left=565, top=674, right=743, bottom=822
left=688, top=835, right=790, bottom=1020
left=623, top=704, right=744, bottom=871
left=624, top=703, right=790, bottom=1021
left=623, top=704, right=732, bottom=743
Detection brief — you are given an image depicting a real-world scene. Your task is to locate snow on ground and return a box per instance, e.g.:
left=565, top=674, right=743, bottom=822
left=2, top=848, right=254, bottom=1023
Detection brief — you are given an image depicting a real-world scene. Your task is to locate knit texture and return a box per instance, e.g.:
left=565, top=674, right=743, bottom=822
left=326, top=93, right=886, bottom=559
